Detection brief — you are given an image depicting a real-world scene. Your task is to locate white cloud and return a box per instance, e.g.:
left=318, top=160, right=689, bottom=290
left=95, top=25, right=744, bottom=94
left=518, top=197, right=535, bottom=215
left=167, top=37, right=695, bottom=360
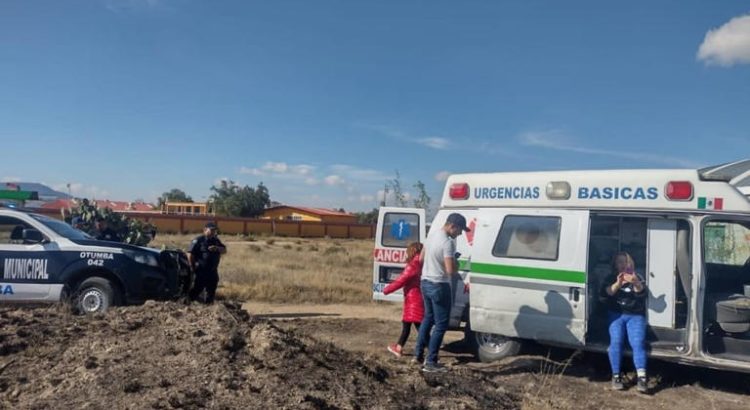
left=361, top=123, right=517, bottom=157
left=376, top=189, right=391, bottom=204
left=52, top=182, right=110, bottom=199
left=264, top=162, right=315, bottom=175
left=698, top=14, right=750, bottom=66
left=263, top=161, right=289, bottom=173
left=329, top=164, right=390, bottom=182
left=239, top=166, right=264, bottom=176
left=1, top=176, right=21, bottom=183
left=359, top=124, right=455, bottom=150
left=518, top=130, right=701, bottom=168
left=304, top=177, right=319, bottom=186
left=292, top=164, right=315, bottom=175
left=434, top=171, right=451, bottom=182
left=240, top=162, right=316, bottom=177
left=375, top=189, right=413, bottom=206
left=358, top=194, right=376, bottom=203
left=416, top=137, right=451, bottom=150
left=324, top=175, right=346, bottom=186
left=213, top=177, right=231, bottom=186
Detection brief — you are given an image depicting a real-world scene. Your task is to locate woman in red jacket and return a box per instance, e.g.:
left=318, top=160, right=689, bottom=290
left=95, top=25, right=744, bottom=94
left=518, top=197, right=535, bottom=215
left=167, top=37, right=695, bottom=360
left=384, top=242, right=424, bottom=357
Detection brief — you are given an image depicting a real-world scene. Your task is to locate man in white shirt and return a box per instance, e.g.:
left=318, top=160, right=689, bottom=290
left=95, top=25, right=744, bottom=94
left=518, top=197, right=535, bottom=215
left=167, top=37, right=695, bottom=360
left=414, top=213, right=470, bottom=372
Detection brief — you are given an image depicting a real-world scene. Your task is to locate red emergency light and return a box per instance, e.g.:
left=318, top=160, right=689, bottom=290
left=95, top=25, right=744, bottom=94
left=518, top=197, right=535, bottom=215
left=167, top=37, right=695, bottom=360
left=449, top=183, right=470, bottom=200
left=665, top=181, right=693, bottom=201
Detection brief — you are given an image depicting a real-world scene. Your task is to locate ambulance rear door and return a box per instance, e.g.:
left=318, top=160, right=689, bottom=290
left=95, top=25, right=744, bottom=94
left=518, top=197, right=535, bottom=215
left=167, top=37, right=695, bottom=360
left=372, top=207, right=426, bottom=302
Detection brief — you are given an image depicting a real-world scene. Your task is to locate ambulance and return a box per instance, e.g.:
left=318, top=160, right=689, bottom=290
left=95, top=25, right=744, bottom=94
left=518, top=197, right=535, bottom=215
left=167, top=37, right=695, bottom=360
left=373, top=159, right=750, bottom=372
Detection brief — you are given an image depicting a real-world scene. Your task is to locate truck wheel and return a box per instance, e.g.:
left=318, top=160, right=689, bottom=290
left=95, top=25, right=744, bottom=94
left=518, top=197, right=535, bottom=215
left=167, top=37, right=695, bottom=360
left=75, top=277, right=118, bottom=314
left=472, top=331, right=521, bottom=363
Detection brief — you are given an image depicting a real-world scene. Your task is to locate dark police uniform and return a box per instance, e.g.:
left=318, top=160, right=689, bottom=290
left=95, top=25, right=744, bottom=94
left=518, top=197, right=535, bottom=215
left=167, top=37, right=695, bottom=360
left=95, top=227, right=121, bottom=242
left=187, top=234, right=225, bottom=303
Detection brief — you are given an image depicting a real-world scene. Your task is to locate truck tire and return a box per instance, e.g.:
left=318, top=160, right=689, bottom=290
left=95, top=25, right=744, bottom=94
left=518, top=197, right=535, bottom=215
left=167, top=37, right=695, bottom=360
left=471, top=330, right=522, bottom=363
left=74, top=277, right=118, bottom=314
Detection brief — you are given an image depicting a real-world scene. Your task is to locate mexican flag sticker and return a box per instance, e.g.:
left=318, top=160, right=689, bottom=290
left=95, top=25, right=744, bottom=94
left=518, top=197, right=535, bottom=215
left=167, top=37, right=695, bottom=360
left=698, top=197, right=723, bottom=210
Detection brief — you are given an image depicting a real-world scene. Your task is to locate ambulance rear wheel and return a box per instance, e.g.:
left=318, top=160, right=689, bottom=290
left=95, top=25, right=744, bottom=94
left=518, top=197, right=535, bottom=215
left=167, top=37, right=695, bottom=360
left=473, top=331, right=521, bottom=363
left=74, top=277, right=118, bottom=314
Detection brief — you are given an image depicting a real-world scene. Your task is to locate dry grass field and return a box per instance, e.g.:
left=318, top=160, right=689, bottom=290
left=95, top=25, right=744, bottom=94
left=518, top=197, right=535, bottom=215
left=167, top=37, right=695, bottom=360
left=150, top=234, right=374, bottom=304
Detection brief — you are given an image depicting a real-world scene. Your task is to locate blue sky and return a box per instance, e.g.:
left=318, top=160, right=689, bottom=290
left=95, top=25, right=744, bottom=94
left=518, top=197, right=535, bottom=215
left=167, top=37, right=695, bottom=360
left=1, top=0, right=749, bottom=212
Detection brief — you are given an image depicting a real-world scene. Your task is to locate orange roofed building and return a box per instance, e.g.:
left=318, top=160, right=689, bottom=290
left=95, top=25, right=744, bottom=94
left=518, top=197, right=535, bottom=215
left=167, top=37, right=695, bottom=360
left=41, top=199, right=156, bottom=212
left=261, top=206, right=357, bottom=224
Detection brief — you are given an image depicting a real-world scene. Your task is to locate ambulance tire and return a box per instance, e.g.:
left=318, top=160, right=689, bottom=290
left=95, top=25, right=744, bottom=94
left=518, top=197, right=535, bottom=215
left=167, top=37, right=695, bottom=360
left=471, top=331, right=521, bottom=363
left=74, top=277, right=119, bottom=314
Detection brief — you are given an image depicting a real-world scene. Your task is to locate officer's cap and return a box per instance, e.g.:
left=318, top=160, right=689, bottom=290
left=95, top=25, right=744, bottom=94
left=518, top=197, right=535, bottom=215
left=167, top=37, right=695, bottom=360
left=205, top=222, right=218, bottom=229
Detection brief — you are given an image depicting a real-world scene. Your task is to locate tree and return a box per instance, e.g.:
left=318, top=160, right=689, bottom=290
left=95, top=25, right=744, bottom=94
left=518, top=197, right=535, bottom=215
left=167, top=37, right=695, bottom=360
left=412, top=180, right=431, bottom=211
left=209, top=180, right=270, bottom=217
left=388, top=170, right=407, bottom=207
left=354, top=208, right=379, bottom=224
left=63, top=199, right=156, bottom=246
left=157, top=188, right=193, bottom=208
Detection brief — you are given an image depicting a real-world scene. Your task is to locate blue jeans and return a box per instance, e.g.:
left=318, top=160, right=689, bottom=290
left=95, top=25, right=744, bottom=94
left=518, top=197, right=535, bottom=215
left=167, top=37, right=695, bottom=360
left=414, top=280, right=452, bottom=365
left=607, top=311, right=647, bottom=374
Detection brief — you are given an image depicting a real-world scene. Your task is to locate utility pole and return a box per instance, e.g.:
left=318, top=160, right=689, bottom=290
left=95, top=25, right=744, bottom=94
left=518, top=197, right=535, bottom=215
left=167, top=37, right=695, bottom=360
left=381, top=184, right=389, bottom=207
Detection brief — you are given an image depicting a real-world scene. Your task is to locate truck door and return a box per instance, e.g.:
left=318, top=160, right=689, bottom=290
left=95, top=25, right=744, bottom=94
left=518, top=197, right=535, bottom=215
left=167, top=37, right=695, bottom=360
left=372, top=207, right=426, bottom=302
left=0, top=215, right=55, bottom=301
left=647, top=219, right=678, bottom=329
left=470, top=209, right=590, bottom=346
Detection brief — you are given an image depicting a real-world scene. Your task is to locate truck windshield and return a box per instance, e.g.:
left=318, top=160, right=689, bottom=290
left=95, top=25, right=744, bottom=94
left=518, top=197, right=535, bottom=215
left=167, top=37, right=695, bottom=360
left=29, top=213, right=93, bottom=240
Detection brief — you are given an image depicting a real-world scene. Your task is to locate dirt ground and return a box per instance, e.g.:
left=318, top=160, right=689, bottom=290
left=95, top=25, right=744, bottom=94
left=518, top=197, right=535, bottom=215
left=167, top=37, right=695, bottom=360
left=0, top=301, right=515, bottom=409
left=246, top=302, right=750, bottom=410
left=1, top=301, right=749, bottom=410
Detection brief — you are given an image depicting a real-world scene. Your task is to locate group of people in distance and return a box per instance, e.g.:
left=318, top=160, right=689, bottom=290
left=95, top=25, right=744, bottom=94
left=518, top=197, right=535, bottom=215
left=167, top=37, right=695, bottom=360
left=384, top=214, right=651, bottom=393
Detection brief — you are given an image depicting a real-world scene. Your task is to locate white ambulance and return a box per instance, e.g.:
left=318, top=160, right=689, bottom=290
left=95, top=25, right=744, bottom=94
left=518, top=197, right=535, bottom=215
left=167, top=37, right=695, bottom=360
left=373, top=159, right=750, bottom=372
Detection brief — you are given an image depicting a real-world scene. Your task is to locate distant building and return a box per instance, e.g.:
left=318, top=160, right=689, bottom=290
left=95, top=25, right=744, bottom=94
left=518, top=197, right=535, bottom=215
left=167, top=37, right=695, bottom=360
left=261, top=206, right=356, bottom=224
left=161, top=201, right=213, bottom=216
left=41, top=199, right=156, bottom=212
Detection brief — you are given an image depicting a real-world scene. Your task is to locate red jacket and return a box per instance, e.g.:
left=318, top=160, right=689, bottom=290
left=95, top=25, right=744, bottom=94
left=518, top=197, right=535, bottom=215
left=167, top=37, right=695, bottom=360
left=383, top=257, right=424, bottom=323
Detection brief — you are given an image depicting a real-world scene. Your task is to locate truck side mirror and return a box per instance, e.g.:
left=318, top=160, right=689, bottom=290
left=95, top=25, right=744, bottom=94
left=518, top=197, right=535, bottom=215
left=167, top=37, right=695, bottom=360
left=22, top=229, right=46, bottom=244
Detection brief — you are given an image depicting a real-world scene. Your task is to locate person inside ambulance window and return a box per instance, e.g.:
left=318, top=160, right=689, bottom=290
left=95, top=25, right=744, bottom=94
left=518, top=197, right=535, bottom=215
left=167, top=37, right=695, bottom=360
left=601, top=251, right=650, bottom=394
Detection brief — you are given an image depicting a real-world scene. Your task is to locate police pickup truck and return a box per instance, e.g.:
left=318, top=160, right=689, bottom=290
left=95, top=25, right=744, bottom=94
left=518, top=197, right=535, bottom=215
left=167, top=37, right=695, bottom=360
left=0, top=207, right=191, bottom=313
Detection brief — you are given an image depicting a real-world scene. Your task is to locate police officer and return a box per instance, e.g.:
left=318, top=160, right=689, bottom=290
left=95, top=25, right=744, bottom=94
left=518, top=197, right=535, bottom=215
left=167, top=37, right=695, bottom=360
left=187, top=222, right=226, bottom=304
left=93, top=216, right=121, bottom=242
left=70, top=216, right=85, bottom=231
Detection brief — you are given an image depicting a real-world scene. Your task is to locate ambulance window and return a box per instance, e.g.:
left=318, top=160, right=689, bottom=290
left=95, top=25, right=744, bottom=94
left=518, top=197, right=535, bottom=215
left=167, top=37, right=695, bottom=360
left=381, top=213, right=420, bottom=248
left=704, top=221, right=750, bottom=266
left=493, top=216, right=561, bottom=261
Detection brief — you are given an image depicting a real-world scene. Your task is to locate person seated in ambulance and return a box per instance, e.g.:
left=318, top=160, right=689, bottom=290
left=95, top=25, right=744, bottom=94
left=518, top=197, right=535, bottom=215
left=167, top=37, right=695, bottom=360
left=601, top=251, right=650, bottom=394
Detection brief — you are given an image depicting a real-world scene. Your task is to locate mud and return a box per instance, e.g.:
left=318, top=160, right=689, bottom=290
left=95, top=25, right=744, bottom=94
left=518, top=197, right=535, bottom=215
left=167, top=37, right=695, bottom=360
left=0, top=302, right=518, bottom=409
left=283, top=318, right=750, bottom=410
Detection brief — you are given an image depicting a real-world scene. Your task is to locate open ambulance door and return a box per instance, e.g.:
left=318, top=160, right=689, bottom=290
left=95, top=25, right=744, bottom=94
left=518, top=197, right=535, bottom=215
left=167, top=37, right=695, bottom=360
left=372, top=207, right=426, bottom=302
left=469, top=209, right=590, bottom=346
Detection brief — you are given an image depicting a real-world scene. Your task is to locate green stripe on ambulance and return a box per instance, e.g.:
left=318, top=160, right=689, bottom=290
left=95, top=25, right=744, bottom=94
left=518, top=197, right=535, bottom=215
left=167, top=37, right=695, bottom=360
left=470, top=262, right=586, bottom=284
